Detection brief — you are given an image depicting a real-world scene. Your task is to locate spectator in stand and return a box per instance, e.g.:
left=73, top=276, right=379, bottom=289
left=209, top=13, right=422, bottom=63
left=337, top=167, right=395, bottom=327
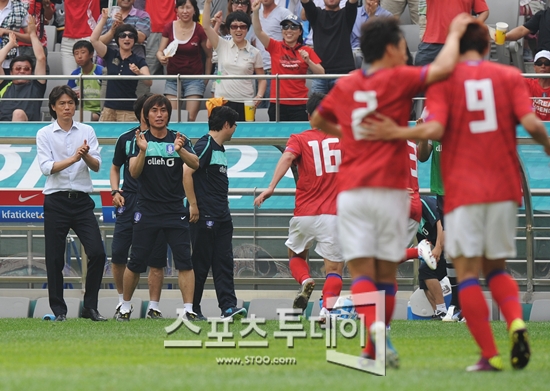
left=60, top=0, right=101, bottom=75
left=0, top=20, right=46, bottom=121
left=300, top=0, right=357, bottom=94
left=252, top=3, right=323, bottom=121
left=202, top=0, right=265, bottom=120
left=525, top=50, right=550, bottom=121
left=507, top=6, right=550, bottom=53
left=92, top=8, right=151, bottom=121
left=415, top=0, right=488, bottom=66
left=19, top=0, right=54, bottom=71
left=145, top=0, right=175, bottom=75
left=68, top=40, right=103, bottom=121
left=0, top=0, right=31, bottom=73
left=157, top=0, right=212, bottom=122
left=255, top=0, right=292, bottom=109
left=351, top=0, right=392, bottom=68
left=381, top=0, right=418, bottom=24
left=99, top=0, right=150, bottom=59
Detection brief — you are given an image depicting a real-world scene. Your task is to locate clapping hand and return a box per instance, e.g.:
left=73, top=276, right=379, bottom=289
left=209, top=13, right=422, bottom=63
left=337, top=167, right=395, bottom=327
left=174, top=132, right=186, bottom=152
left=135, top=129, right=148, bottom=152
left=75, top=140, right=90, bottom=161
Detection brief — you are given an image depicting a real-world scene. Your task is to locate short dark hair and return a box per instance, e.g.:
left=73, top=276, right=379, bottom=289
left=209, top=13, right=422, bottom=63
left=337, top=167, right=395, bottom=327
left=459, top=21, right=490, bottom=55
left=114, top=24, right=138, bottom=47
left=72, top=40, right=94, bottom=55
left=360, top=17, right=403, bottom=64
left=49, top=85, right=79, bottom=120
left=176, top=0, right=200, bottom=23
left=142, top=94, right=172, bottom=127
left=306, top=92, right=325, bottom=115
left=226, top=11, right=251, bottom=31
left=209, top=106, right=239, bottom=131
left=134, top=93, right=154, bottom=122
left=9, top=55, right=34, bottom=72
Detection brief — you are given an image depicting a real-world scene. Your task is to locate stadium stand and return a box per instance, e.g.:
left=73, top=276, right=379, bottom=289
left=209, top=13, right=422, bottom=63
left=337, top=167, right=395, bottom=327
left=247, top=298, right=293, bottom=320
left=0, top=297, right=31, bottom=318
left=529, top=299, right=550, bottom=321
left=33, top=297, right=81, bottom=319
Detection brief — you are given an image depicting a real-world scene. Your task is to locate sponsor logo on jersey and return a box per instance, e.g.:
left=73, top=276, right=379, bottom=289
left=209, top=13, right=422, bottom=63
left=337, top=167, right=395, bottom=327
left=148, top=157, right=175, bottom=167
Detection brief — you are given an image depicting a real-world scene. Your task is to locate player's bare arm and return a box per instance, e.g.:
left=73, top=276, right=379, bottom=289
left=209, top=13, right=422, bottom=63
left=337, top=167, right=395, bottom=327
left=520, top=112, right=550, bottom=155
left=183, top=164, right=199, bottom=223
left=254, top=152, right=296, bottom=207
left=426, top=13, right=473, bottom=86
left=310, top=111, right=342, bottom=138
left=129, top=129, right=148, bottom=178
left=362, top=112, right=445, bottom=141
left=110, top=164, right=125, bottom=207
left=175, top=132, right=199, bottom=169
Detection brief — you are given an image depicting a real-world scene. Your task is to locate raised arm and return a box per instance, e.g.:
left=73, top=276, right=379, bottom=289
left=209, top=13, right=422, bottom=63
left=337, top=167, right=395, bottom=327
left=0, top=32, right=17, bottom=77
left=91, top=8, right=110, bottom=59
left=425, top=13, right=473, bottom=86
left=99, top=12, right=122, bottom=45
left=251, top=0, right=271, bottom=49
left=28, top=16, right=46, bottom=82
left=202, top=0, right=219, bottom=50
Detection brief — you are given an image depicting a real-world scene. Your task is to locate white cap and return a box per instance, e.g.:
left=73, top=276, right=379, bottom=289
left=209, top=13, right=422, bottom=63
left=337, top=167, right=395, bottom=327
left=534, top=50, right=550, bottom=62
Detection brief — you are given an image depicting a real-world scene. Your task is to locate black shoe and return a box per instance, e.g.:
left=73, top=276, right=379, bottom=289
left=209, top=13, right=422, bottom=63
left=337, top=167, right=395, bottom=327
left=54, top=314, right=66, bottom=322
left=82, top=308, right=107, bottom=322
left=146, top=308, right=164, bottom=319
left=431, top=310, right=446, bottom=320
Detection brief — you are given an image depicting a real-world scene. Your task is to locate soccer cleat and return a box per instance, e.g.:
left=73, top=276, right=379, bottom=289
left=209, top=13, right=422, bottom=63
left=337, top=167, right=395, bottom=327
left=116, top=310, right=131, bottom=322
left=442, top=305, right=456, bottom=322
left=453, top=310, right=465, bottom=322
left=113, top=302, right=122, bottom=319
left=509, top=319, right=531, bottom=369
left=466, top=355, right=503, bottom=372
left=417, top=239, right=437, bottom=270
left=370, top=321, right=399, bottom=369
left=146, top=308, right=164, bottom=319
left=293, top=278, right=315, bottom=312
left=318, top=307, right=330, bottom=324
left=431, top=310, right=447, bottom=320
left=221, top=307, right=247, bottom=321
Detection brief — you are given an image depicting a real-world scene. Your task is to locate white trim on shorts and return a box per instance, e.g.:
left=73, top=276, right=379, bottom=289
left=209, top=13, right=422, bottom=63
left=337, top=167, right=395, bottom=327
left=285, top=214, right=344, bottom=262
left=337, top=188, right=410, bottom=263
left=444, top=201, right=518, bottom=260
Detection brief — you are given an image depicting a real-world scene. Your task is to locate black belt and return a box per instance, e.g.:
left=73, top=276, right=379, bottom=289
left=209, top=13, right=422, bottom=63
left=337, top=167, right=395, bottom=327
left=53, top=191, right=86, bottom=199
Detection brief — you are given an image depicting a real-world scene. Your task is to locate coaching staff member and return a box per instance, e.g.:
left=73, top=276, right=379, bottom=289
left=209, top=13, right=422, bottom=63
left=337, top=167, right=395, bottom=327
left=36, top=85, right=107, bottom=322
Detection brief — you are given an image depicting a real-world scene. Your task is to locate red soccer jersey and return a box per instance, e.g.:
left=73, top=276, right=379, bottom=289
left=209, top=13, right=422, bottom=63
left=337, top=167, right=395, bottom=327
left=426, top=61, right=533, bottom=213
left=266, top=39, right=321, bottom=106
left=285, top=130, right=341, bottom=216
left=317, top=66, right=428, bottom=192
left=408, top=140, right=422, bottom=222
left=423, top=0, right=489, bottom=44
left=64, top=0, right=100, bottom=39
left=525, top=78, right=550, bottom=121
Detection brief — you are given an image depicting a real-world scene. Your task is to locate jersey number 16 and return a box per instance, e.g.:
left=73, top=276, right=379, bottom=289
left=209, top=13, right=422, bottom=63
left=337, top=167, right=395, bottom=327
left=307, top=139, right=341, bottom=177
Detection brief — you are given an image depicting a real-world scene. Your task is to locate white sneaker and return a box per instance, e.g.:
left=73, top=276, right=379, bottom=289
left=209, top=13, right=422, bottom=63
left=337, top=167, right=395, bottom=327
left=417, top=239, right=437, bottom=270
left=442, top=305, right=456, bottom=322
left=318, top=307, right=330, bottom=323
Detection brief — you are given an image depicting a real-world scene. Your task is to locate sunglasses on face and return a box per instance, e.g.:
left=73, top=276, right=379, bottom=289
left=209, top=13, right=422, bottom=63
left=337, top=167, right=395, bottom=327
left=118, top=32, right=136, bottom=39
left=282, top=24, right=300, bottom=31
left=232, top=0, right=249, bottom=5
left=535, top=60, right=550, bottom=67
left=13, top=66, right=32, bottom=72
left=230, top=24, right=248, bottom=31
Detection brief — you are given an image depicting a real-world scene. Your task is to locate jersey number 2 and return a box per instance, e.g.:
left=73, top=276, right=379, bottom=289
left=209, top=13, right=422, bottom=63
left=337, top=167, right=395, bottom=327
left=307, top=139, right=341, bottom=177
left=464, top=79, right=498, bottom=133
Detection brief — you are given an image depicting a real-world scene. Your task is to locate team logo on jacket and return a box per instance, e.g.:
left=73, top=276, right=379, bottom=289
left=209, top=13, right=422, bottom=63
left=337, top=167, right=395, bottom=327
left=166, top=144, right=175, bottom=155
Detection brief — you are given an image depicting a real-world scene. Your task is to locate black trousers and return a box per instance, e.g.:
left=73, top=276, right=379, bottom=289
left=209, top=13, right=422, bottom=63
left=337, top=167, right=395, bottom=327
left=190, top=219, right=237, bottom=315
left=44, top=192, right=106, bottom=316
left=268, top=104, right=308, bottom=122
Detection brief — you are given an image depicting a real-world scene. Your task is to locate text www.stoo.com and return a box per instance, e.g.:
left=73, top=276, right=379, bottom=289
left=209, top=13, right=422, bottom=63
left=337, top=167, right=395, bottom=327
left=216, top=356, right=297, bottom=366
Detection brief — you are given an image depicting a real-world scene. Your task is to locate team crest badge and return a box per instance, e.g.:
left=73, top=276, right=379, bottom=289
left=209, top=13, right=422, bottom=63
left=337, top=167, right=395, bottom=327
left=134, top=212, right=142, bottom=223
left=117, top=206, right=125, bottom=214
left=206, top=220, right=214, bottom=229
left=166, top=144, right=175, bottom=155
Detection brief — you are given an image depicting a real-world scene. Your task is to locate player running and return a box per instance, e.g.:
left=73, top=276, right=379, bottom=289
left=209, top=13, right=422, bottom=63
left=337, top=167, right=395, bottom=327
left=310, top=14, right=472, bottom=367
left=362, top=20, right=550, bottom=372
left=254, top=93, right=344, bottom=321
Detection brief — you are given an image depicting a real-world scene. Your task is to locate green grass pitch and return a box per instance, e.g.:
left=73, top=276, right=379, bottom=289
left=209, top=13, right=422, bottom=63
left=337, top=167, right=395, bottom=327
left=1, top=318, right=550, bottom=391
